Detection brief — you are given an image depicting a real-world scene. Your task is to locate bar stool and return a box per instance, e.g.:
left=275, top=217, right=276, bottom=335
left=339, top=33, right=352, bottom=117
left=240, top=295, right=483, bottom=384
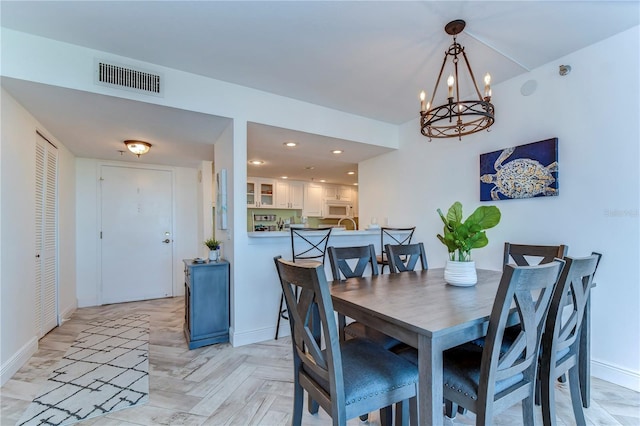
left=376, top=226, right=416, bottom=273
left=274, top=227, right=332, bottom=339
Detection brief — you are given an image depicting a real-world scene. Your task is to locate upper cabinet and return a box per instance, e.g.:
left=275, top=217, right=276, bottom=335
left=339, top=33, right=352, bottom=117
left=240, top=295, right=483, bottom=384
left=275, top=180, right=304, bottom=209
left=247, top=178, right=275, bottom=208
left=303, top=182, right=324, bottom=217
left=324, top=184, right=353, bottom=202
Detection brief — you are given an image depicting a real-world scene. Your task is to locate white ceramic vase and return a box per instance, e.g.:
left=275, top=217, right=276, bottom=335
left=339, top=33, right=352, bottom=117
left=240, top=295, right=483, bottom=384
left=209, top=249, right=219, bottom=261
left=444, top=260, right=477, bottom=287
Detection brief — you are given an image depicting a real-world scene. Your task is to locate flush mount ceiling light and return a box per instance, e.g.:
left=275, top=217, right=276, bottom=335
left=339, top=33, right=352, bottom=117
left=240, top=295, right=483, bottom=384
left=331, top=150, right=343, bottom=154
left=347, top=171, right=356, bottom=175
left=283, top=142, right=297, bottom=147
left=419, top=19, right=495, bottom=141
left=249, top=160, right=264, bottom=165
left=124, top=140, right=151, bottom=157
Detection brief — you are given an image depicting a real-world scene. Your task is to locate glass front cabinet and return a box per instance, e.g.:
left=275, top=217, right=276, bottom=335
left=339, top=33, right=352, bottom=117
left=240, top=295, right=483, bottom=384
left=247, top=178, right=275, bottom=208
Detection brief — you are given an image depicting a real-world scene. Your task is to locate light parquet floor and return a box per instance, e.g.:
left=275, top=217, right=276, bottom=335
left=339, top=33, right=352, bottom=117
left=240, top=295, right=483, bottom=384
left=1, top=297, right=638, bottom=425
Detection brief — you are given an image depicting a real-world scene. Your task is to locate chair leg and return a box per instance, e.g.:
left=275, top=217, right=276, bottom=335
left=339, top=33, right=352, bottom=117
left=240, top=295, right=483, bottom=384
left=444, top=400, right=457, bottom=419
left=292, top=382, right=304, bottom=426
left=379, top=406, right=393, bottom=426
left=409, top=397, right=418, bottom=426
left=522, top=395, right=535, bottom=426
left=394, top=400, right=410, bottom=426
left=568, top=365, right=587, bottom=425
left=307, top=394, right=319, bottom=415
left=541, top=367, right=557, bottom=426
left=275, top=292, right=286, bottom=340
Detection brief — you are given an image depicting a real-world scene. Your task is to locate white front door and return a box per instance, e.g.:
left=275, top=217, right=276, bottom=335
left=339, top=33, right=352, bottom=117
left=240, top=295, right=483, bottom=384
left=100, top=165, right=173, bottom=304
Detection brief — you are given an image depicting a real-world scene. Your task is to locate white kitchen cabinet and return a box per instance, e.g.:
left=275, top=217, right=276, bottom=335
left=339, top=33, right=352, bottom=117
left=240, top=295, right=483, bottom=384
left=324, top=184, right=352, bottom=202
left=303, top=182, right=324, bottom=217
left=247, top=178, right=275, bottom=208
left=275, top=180, right=304, bottom=209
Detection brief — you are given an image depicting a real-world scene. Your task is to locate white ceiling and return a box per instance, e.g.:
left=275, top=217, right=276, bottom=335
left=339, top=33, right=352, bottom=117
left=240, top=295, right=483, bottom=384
left=2, top=1, right=638, bottom=183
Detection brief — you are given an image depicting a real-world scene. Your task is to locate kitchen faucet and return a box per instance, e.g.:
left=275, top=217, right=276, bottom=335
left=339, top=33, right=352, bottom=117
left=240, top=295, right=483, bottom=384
left=337, top=216, right=357, bottom=230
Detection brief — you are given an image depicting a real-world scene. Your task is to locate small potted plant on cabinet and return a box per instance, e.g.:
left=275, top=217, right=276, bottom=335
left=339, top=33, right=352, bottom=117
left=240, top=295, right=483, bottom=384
left=204, top=238, right=221, bottom=261
left=437, top=201, right=501, bottom=286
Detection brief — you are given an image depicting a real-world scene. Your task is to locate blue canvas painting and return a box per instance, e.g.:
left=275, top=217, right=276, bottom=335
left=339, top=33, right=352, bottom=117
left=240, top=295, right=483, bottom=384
left=480, top=138, right=558, bottom=201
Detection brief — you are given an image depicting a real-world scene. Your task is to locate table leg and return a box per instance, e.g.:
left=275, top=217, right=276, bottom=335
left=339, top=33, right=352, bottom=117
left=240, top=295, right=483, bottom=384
left=579, top=293, right=591, bottom=408
left=418, top=334, right=443, bottom=425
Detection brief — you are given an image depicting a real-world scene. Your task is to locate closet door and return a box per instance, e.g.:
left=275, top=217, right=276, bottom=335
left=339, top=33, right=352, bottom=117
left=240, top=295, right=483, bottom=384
left=35, top=133, right=58, bottom=338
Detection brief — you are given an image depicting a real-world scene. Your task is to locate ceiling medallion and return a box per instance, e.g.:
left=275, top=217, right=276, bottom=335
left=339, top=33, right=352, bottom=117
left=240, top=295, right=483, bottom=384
left=419, top=19, right=495, bottom=141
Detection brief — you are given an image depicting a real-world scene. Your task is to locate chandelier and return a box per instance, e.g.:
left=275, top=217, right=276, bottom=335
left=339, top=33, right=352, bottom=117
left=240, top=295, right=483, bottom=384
left=124, top=140, right=152, bottom=157
left=420, top=19, right=495, bottom=140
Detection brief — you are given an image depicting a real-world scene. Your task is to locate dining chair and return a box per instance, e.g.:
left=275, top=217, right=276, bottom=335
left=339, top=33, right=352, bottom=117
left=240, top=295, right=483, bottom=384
left=503, top=242, right=568, bottom=269
left=274, top=257, right=419, bottom=426
left=275, top=227, right=333, bottom=340
left=328, top=245, right=400, bottom=349
left=385, top=243, right=428, bottom=273
left=376, top=227, right=416, bottom=273
left=540, top=252, right=601, bottom=426
left=397, top=260, right=565, bottom=425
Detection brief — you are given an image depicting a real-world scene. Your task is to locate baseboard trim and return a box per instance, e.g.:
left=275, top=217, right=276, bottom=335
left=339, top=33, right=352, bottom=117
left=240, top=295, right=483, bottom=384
left=58, top=301, right=77, bottom=324
left=591, top=359, right=640, bottom=392
left=230, top=325, right=290, bottom=347
left=0, top=336, right=38, bottom=386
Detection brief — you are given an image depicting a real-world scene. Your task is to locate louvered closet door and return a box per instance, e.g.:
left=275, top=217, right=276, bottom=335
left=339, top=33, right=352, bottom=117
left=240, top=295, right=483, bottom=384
left=35, top=133, right=58, bottom=338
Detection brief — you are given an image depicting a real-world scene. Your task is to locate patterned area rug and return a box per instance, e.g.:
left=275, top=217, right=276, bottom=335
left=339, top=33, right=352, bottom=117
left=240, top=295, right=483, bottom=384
left=17, top=314, right=149, bottom=426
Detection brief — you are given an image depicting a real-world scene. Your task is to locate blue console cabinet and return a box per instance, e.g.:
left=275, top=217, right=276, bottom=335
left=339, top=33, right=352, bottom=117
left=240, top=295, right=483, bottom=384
left=183, top=259, right=230, bottom=349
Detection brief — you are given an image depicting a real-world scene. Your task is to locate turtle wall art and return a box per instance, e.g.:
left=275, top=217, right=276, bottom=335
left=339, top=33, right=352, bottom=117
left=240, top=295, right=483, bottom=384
left=480, top=138, right=558, bottom=201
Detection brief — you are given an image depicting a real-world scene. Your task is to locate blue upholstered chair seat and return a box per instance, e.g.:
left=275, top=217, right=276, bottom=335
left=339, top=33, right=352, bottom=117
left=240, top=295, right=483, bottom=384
left=442, top=343, right=524, bottom=403
left=343, top=322, right=402, bottom=350
left=303, top=338, right=418, bottom=407
left=396, top=343, right=524, bottom=404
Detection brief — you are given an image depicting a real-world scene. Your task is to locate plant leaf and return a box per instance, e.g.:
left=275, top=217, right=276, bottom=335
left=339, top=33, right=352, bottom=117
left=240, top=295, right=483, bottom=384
left=465, top=205, right=501, bottom=230
left=447, top=201, right=463, bottom=224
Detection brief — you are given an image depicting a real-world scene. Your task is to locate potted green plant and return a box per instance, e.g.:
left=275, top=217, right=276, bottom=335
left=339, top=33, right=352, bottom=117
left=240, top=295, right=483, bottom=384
left=436, top=201, right=501, bottom=286
left=204, top=238, right=221, bottom=261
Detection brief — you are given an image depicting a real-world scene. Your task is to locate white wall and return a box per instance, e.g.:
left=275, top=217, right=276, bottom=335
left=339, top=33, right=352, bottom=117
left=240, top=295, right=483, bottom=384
left=1, top=89, right=76, bottom=384
left=75, top=159, right=199, bottom=306
left=360, top=27, right=640, bottom=390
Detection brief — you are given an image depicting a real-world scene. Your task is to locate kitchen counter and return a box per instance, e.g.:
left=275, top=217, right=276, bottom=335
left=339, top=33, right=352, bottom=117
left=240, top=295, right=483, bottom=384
left=248, top=229, right=380, bottom=238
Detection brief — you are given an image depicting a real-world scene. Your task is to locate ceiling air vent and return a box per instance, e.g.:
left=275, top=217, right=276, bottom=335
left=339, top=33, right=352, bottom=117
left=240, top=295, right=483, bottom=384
left=95, top=60, right=163, bottom=97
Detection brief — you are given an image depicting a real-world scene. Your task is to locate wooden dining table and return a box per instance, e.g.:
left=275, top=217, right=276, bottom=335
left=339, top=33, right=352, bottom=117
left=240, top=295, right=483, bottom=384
left=329, top=266, right=593, bottom=424
left=330, top=267, right=502, bottom=424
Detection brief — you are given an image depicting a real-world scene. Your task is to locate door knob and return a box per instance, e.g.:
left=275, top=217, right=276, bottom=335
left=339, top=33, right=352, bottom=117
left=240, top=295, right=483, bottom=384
left=162, top=239, right=171, bottom=244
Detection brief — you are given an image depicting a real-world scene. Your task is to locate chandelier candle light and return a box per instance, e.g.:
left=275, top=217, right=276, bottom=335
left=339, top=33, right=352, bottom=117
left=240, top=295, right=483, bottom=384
left=420, top=19, right=495, bottom=140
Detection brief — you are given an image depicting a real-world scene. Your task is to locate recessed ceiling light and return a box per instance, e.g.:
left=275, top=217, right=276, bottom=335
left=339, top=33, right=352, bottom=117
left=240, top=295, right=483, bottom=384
left=353, top=183, right=358, bottom=186
left=347, top=171, right=355, bottom=175
left=332, top=150, right=343, bottom=154
left=305, top=166, right=315, bottom=170
left=249, top=160, right=264, bottom=165
left=319, top=179, right=327, bottom=183
left=281, top=176, right=288, bottom=179
left=283, top=142, right=297, bottom=147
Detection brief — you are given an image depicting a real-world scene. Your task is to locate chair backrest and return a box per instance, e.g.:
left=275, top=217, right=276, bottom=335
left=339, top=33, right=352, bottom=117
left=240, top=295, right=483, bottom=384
left=542, top=253, right=601, bottom=362
left=327, top=244, right=378, bottom=281
left=380, top=227, right=416, bottom=256
left=385, top=243, right=428, bottom=272
left=479, top=260, right=565, bottom=404
left=503, top=242, right=568, bottom=269
left=274, top=256, right=345, bottom=413
left=290, top=227, right=332, bottom=264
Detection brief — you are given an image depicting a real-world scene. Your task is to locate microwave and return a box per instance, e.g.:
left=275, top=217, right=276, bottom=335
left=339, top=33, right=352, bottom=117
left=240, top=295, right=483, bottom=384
left=323, top=201, right=352, bottom=218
